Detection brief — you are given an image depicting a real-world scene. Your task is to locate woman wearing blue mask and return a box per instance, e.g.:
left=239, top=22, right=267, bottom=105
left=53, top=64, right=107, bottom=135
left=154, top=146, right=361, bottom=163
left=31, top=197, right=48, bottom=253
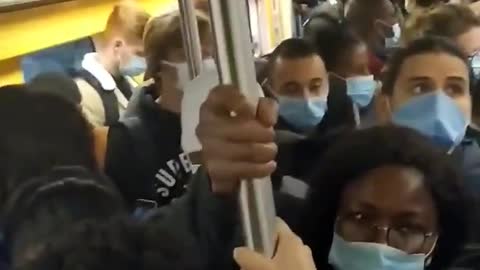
left=378, top=36, right=480, bottom=192
left=402, top=4, right=480, bottom=148
left=379, top=37, right=471, bottom=150
left=305, top=16, right=379, bottom=129
left=301, top=126, right=470, bottom=270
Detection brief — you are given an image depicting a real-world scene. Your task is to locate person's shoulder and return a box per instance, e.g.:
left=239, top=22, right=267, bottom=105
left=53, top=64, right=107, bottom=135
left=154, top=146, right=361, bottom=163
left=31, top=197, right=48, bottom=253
left=456, top=140, right=480, bottom=192
left=124, top=82, right=154, bottom=119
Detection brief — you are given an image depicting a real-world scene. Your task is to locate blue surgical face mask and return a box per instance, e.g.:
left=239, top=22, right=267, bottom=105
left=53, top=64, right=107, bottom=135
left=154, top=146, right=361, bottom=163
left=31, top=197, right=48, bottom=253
left=120, top=55, right=147, bottom=77
left=346, top=75, right=376, bottom=108
left=329, top=233, right=429, bottom=270
left=278, top=96, right=327, bottom=131
left=391, top=92, right=468, bottom=150
left=385, top=23, right=401, bottom=49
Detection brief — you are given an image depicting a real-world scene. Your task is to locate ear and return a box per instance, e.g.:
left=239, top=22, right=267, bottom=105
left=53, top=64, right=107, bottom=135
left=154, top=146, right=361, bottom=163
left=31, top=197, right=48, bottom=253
left=375, top=93, right=393, bottom=124
left=373, top=20, right=387, bottom=36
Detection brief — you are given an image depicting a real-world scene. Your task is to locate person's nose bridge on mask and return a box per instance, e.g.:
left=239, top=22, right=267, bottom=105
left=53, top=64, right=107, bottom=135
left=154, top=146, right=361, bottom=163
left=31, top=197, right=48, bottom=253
left=370, top=224, right=390, bottom=245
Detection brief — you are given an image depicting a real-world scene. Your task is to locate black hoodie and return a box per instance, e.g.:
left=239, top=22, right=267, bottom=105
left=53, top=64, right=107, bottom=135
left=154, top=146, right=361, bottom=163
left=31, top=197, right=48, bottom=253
left=105, top=85, right=192, bottom=208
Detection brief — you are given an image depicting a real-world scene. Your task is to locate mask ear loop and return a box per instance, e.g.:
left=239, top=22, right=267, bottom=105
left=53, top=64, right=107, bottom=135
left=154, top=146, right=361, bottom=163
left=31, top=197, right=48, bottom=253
left=448, top=115, right=470, bottom=154
left=353, top=103, right=361, bottom=128
left=424, top=236, right=438, bottom=267
left=329, top=72, right=361, bottom=127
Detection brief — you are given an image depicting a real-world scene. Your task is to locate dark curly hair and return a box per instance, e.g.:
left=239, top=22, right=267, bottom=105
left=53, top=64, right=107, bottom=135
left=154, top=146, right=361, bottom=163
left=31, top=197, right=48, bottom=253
left=300, top=126, right=471, bottom=270
left=304, top=15, right=364, bottom=73
left=15, top=217, right=199, bottom=270
left=0, top=86, right=98, bottom=207
left=3, top=169, right=126, bottom=266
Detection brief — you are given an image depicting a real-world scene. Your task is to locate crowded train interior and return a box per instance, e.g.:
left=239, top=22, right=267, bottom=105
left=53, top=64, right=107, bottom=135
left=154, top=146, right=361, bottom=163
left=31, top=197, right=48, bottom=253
left=2, top=0, right=480, bottom=269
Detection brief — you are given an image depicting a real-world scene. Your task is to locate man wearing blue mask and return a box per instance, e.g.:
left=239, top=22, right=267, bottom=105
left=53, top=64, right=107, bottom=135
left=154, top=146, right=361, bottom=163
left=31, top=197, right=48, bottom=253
left=304, top=16, right=379, bottom=129
left=75, top=4, right=149, bottom=127
left=22, top=3, right=150, bottom=83
left=346, top=0, right=399, bottom=77
left=378, top=37, right=480, bottom=191
left=266, top=38, right=329, bottom=135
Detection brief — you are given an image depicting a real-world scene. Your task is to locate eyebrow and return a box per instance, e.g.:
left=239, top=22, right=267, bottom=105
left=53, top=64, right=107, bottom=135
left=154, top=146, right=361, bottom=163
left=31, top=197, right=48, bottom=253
left=310, top=78, right=323, bottom=84
left=281, top=81, right=301, bottom=88
left=407, top=76, right=431, bottom=82
left=446, top=76, right=467, bottom=83
left=353, top=200, right=425, bottom=216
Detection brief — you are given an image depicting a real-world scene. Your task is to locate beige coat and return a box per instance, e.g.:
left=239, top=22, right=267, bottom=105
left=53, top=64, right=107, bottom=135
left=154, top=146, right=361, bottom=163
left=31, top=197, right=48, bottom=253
left=76, top=53, right=136, bottom=127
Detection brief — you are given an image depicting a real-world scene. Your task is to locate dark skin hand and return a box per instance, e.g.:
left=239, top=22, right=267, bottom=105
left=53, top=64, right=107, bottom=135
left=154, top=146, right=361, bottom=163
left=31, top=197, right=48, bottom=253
left=196, top=85, right=279, bottom=194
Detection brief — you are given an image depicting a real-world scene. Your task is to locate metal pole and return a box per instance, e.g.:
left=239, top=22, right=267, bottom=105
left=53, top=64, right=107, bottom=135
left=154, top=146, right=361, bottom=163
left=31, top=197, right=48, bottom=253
left=209, top=0, right=277, bottom=257
left=178, top=0, right=204, bottom=79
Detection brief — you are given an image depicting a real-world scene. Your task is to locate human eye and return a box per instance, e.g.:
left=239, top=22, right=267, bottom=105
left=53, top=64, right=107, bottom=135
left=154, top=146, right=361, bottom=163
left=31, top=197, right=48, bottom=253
left=410, top=83, right=433, bottom=96
left=393, top=223, right=428, bottom=236
left=345, top=212, right=372, bottom=225
left=445, top=83, right=467, bottom=98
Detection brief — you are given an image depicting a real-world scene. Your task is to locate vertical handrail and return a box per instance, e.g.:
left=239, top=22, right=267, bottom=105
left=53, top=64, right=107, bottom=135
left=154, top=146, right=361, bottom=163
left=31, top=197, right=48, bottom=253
left=178, top=0, right=204, bottom=79
left=208, top=0, right=277, bottom=257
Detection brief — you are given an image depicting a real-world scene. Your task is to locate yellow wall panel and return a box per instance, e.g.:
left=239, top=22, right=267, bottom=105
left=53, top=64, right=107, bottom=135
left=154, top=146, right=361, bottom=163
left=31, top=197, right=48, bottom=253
left=0, top=57, right=22, bottom=86
left=0, top=0, right=177, bottom=60
left=0, top=0, right=177, bottom=85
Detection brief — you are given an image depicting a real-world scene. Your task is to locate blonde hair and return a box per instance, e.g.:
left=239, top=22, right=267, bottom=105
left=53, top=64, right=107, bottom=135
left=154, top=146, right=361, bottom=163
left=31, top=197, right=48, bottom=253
left=403, top=4, right=480, bottom=45
left=104, top=2, right=151, bottom=43
left=143, top=10, right=211, bottom=79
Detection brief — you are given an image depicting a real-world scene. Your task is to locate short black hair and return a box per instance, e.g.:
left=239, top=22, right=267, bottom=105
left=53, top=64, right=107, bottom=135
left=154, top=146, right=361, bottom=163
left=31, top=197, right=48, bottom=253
left=304, top=16, right=364, bottom=72
left=0, top=87, right=97, bottom=206
left=300, top=126, right=470, bottom=270
left=267, top=38, right=319, bottom=81
left=346, top=0, right=394, bottom=39
left=28, top=72, right=81, bottom=105
left=382, top=36, right=470, bottom=95
left=17, top=217, right=200, bottom=270
left=4, top=168, right=126, bottom=266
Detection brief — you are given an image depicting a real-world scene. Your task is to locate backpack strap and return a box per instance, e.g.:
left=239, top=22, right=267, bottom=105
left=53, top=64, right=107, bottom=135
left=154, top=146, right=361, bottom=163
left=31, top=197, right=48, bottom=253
left=77, top=69, right=120, bottom=126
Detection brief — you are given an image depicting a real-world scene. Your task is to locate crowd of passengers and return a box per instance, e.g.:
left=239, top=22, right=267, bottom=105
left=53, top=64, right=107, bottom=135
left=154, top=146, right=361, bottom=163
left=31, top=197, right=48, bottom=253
left=4, top=0, right=480, bottom=269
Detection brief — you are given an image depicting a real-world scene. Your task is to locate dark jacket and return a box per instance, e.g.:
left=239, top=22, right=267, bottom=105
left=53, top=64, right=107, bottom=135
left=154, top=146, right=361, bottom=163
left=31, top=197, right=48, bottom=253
left=144, top=168, right=304, bottom=270
left=123, top=82, right=156, bottom=119
left=453, top=139, right=480, bottom=196
left=466, top=127, right=480, bottom=150
left=105, top=86, right=192, bottom=208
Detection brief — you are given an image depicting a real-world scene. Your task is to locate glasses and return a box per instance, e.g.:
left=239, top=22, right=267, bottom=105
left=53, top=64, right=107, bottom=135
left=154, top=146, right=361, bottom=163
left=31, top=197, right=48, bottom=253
left=336, top=214, right=435, bottom=254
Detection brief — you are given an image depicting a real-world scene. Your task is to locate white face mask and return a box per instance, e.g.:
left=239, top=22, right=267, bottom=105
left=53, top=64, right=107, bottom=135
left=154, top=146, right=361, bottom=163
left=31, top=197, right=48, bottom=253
left=163, top=58, right=217, bottom=91
left=162, top=61, right=191, bottom=91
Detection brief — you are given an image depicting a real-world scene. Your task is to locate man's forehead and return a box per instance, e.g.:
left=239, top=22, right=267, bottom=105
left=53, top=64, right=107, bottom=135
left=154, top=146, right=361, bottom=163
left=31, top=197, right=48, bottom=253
left=273, top=55, right=324, bottom=73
